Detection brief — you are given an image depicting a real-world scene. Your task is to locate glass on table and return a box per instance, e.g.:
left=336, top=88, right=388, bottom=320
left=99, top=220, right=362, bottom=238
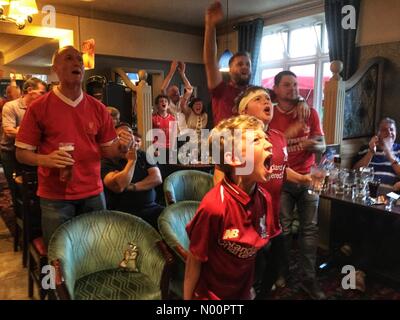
left=335, top=168, right=349, bottom=195
left=368, top=179, right=381, bottom=199
left=309, top=165, right=328, bottom=195
left=343, top=169, right=356, bottom=198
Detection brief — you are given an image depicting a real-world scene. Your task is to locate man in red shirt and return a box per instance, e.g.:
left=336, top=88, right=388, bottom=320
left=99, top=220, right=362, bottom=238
left=15, top=46, right=133, bottom=246
left=204, top=1, right=251, bottom=126
left=184, top=115, right=279, bottom=300
left=269, top=70, right=326, bottom=299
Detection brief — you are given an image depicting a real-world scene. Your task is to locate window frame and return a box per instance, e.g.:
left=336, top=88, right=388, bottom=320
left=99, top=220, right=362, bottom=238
left=255, top=14, right=330, bottom=115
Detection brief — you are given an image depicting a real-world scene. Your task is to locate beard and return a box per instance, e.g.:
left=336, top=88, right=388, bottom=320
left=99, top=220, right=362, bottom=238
left=232, top=72, right=251, bottom=87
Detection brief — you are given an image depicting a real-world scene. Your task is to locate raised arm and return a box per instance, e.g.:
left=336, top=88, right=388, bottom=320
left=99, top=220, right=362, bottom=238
left=177, top=62, right=193, bottom=94
left=161, top=61, right=178, bottom=94
left=353, top=136, right=378, bottom=169
left=204, top=1, right=223, bottom=90
left=103, top=149, right=137, bottom=193
left=100, top=130, right=133, bottom=159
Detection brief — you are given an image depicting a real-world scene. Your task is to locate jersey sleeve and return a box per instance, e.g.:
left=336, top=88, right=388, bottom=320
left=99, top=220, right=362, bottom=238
left=186, top=204, right=220, bottom=262
left=15, top=103, right=42, bottom=149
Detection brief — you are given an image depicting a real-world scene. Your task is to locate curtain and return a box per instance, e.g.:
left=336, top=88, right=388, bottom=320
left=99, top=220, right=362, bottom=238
left=237, top=18, right=264, bottom=85
left=325, top=0, right=361, bottom=80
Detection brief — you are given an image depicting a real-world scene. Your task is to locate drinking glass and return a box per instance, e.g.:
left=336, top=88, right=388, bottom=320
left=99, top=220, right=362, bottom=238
left=368, top=179, right=381, bottom=198
left=59, top=142, right=74, bottom=182
left=336, top=168, right=349, bottom=195
left=309, top=165, right=328, bottom=195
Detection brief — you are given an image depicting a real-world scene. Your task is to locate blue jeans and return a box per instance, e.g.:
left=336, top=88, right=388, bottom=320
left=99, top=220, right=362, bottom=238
left=280, top=181, right=319, bottom=280
left=40, top=193, right=106, bottom=247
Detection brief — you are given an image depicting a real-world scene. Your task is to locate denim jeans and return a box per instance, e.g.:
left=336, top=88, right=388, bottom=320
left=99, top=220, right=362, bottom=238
left=40, top=193, right=106, bottom=247
left=280, top=181, right=319, bottom=280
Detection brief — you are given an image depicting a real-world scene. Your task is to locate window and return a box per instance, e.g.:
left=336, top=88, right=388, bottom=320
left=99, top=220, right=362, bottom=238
left=30, top=74, right=48, bottom=83
left=256, top=14, right=330, bottom=115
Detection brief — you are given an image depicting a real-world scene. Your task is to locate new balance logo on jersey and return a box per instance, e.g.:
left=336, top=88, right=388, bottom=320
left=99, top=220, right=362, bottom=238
left=223, top=229, right=239, bottom=240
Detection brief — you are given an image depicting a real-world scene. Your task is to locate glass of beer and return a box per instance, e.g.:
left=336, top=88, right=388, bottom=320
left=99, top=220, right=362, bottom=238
left=368, top=179, right=380, bottom=199
left=59, top=142, right=74, bottom=182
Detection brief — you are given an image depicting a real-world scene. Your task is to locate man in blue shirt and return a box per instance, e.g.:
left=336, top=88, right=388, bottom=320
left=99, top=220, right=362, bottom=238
left=354, top=117, right=400, bottom=188
left=351, top=117, right=400, bottom=291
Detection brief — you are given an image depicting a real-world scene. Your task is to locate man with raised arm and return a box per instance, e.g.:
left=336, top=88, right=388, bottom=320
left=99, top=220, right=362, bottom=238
left=204, top=1, right=251, bottom=126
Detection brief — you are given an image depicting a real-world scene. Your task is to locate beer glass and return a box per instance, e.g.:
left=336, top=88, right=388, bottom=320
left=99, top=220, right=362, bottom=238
left=59, top=142, right=74, bottom=182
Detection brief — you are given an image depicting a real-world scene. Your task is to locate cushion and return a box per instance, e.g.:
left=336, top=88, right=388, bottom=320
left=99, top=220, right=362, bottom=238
left=74, top=269, right=161, bottom=300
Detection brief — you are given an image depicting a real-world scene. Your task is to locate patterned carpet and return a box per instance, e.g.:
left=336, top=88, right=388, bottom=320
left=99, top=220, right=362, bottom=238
left=0, top=169, right=15, bottom=236
left=0, top=168, right=399, bottom=300
left=269, top=248, right=400, bottom=300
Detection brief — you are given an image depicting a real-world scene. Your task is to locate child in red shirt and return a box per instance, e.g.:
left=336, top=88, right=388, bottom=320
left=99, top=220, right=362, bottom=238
left=184, top=115, right=279, bottom=300
left=152, top=94, right=176, bottom=150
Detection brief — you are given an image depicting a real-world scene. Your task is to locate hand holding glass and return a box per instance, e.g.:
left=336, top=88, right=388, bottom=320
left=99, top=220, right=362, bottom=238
left=59, top=142, right=74, bottom=182
left=309, top=165, right=327, bottom=195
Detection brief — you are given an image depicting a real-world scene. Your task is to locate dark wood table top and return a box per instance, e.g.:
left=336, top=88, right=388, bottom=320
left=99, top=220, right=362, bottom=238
left=320, top=191, right=400, bottom=215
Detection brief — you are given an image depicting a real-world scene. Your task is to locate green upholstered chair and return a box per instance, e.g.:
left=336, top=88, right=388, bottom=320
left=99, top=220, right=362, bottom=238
left=158, top=201, right=199, bottom=298
left=163, top=170, right=213, bottom=206
left=48, top=210, right=173, bottom=300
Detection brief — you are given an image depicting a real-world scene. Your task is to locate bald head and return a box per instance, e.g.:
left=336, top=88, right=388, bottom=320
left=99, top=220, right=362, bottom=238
left=6, top=85, right=21, bottom=100
left=51, top=46, right=84, bottom=86
left=51, top=46, right=79, bottom=66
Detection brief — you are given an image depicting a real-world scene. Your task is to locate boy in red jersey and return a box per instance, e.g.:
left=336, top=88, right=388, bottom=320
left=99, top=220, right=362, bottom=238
left=184, top=115, right=279, bottom=300
left=214, top=86, right=311, bottom=297
left=152, top=94, right=177, bottom=181
left=152, top=94, right=176, bottom=150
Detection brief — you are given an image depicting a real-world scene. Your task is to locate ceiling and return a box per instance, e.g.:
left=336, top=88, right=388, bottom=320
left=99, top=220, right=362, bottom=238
left=0, top=34, right=36, bottom=54
left=37, top=0, right=310, bottom=30
left=1, top=0, right=313, bottom=71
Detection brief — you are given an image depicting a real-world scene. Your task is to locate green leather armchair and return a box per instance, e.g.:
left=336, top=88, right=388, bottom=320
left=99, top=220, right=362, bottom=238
left=158, top=201, right=199, bottom=298
left=48, top=210, right=173, bottom=300
left=163, top=170, right=213, bottom=206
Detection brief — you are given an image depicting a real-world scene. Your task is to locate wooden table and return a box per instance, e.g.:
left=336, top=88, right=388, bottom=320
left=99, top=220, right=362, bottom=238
left=320, top=191, right=400, bottom=287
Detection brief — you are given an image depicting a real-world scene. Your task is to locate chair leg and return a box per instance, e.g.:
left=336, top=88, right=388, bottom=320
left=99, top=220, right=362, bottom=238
left=28, top=253, right=34, bottom=298
left=22, top=234, right=28, bottom=268
left=14, top=223, right=19, bottom=252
